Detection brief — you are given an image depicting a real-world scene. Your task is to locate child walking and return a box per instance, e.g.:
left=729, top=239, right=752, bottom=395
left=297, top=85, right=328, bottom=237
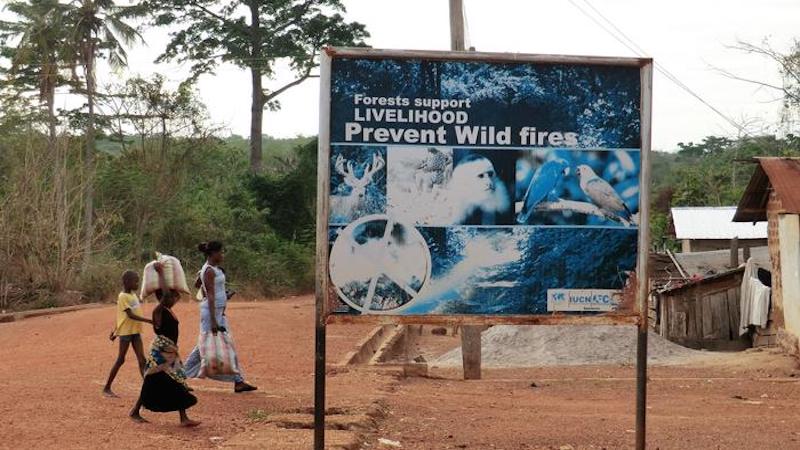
left=103, top=270, right=151, bottom=398
left=129, top=262, right=199, bottom=426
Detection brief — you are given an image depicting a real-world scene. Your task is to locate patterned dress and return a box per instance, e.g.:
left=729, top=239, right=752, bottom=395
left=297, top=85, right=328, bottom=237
left=139, top=306, right=197, bottom=412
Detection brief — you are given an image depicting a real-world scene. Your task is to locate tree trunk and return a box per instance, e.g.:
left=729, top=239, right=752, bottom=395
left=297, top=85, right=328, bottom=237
left=160, top=116, right=167, bottom=162
left=248, top=2, right=264, bottom=173
left=250, top=69, right=264, bottom=173
left=82, top=50, right=96, bottom=268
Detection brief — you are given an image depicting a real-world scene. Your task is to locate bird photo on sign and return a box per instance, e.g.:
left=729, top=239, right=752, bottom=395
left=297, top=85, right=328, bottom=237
left=515, top=149, right=640, bottom=227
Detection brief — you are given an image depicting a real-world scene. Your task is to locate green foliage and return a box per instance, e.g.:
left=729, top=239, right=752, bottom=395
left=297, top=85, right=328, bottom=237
left=147, top=0, right=369, bottom=95
left=0, top=0, right=70, bottom=101
left=649, top=211, right=678, bottom=252
left=246, top=139, right=317, bottom=242
left=95, top=133, right=317, bottom=298
left=145, top=0, right=368, bottom=171
left=669, top=135, right=800, bottom=207
left=77, top=257, right=126, bottom=302
left=225, top=134, right=314, bottom=172
left=648, top=134, right=800, bottom=249
left=64, top=0, right=143, bottom=71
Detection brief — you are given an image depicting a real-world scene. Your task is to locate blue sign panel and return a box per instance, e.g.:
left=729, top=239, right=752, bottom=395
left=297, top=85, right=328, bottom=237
left=324, top=51, right=647, bottom=316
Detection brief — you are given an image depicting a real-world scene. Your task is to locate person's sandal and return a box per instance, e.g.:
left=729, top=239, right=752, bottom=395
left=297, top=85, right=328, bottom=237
left=234, top=382, right=257, bottom=393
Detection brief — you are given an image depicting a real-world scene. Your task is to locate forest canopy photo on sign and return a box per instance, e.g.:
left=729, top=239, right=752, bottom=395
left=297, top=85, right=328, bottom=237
left=323, top=51, right=647, bottom=316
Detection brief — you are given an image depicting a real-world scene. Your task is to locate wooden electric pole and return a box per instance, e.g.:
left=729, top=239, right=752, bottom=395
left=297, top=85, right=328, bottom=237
left=450, top=0, right=482, bottom=381
left=449, top=0, right=465, bottom=51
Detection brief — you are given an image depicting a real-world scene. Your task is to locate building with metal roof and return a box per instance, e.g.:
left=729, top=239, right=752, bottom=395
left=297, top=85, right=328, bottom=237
left=669, top=206, right=767, bottom=252
left=733, top=157, right=800, bottom=222
left=733, top=157, right=800, bottom=354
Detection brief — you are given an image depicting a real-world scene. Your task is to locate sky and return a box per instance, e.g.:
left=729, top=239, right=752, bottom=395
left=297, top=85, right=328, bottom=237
left=31, top=1, right=800, bottom=151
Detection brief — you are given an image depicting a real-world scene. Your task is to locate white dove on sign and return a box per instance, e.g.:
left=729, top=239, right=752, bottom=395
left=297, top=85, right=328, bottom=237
left=576, top=164, right=632, bottom=220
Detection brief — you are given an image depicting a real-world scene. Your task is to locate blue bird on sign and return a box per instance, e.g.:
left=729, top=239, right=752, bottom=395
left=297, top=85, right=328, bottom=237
left=517, top=158, right=570, bottom=224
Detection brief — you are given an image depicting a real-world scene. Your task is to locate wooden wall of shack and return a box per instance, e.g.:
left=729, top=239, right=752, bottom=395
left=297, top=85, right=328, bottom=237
left=651, top=268, right=751, bottom=351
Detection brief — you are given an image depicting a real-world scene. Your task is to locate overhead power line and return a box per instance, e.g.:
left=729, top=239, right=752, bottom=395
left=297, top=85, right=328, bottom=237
left=567, top=0, right=752, bottom=137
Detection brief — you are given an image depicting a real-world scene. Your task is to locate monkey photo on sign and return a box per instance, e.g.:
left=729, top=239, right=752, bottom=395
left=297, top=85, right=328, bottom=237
left=448, top=152, right=513, bottom=225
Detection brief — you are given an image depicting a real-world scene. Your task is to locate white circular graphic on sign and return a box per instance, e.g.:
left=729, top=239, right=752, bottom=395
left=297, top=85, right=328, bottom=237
left=329, top=215, right=432, bottom=314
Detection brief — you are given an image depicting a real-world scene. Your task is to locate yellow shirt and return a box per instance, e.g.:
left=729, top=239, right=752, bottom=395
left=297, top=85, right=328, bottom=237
left=115, top=292, right=144, bottom=336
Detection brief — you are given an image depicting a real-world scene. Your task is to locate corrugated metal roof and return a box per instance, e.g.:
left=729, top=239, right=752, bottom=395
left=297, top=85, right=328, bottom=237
left=673, top=246, right=770, bottom=278
left=734, top=157, right=800, bottom=222
left=670, top=206, right=767, bottom=239
left=761, top=158, right=800, bottom=212
left=659, top=267, right=745, bottom=294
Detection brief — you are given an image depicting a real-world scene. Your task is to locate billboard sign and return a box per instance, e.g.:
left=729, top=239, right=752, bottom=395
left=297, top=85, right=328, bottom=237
left=318, top=48, right=652, bottom=320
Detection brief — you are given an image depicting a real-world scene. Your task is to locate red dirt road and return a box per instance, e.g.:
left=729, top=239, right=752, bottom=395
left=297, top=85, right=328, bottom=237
left=0, top=297, right=385, bottom=449
left=3, top=297, right=800, bottom=449
left=365, top=362, right=800, bottom=449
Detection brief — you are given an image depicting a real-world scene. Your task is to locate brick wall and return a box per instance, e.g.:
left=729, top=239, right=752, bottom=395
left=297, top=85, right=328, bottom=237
left=766, top=190, right=784, bottom=327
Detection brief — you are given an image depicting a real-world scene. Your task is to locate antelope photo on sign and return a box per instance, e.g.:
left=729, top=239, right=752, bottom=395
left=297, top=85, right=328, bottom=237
left=318, top=48, right=652, bottom=324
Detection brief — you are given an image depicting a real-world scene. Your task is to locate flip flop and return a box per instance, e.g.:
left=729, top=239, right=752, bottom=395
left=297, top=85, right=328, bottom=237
left=234, top=382, right=258, bottom=393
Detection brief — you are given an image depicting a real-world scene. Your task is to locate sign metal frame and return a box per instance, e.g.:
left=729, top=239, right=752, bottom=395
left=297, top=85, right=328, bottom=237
left=314, top=47, right=653, bottom=450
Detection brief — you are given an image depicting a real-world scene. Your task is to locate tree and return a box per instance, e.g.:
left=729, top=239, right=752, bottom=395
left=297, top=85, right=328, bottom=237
left=719, top=40, right=800, bottom=132
left=147, top=0, right=368, bottom=172
left=0, top=0, right=70, bottom=146
left=101, top=74, right=210, bottom=157
left=98, top=75, right=216, bottom=260
left=1, top=0, right=73, bottom=281
left=64, top=0, right=142, bottom=266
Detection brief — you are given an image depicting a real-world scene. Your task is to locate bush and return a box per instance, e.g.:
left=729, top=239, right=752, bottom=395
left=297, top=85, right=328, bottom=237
left=0, top=131, right=317, bottom=309
left=77, top=258, right=127, bottom=302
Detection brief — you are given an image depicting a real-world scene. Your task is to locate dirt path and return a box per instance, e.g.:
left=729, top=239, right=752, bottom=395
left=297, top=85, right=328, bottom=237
left=365, top=354, right=800, bottom=449
left=0, top=296, right=389, bottom=449
left=4, top=299, right=800, bottom=449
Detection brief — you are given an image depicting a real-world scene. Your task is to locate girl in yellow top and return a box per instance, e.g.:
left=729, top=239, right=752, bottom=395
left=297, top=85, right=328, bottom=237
left=103, top=270, right=152, bottom=398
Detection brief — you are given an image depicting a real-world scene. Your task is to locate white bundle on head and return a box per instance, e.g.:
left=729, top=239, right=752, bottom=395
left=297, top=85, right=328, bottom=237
left=140, top=252, right=191, bottom=299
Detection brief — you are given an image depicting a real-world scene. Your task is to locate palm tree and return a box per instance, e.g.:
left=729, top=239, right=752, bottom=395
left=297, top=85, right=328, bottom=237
left=0, top=0, right=68, bottom=147
left=65, top=0, right=141, bottom=265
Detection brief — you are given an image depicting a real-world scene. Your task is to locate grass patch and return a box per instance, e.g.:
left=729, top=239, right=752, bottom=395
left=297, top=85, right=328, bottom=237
left=246, top=408, right=269, bottom=422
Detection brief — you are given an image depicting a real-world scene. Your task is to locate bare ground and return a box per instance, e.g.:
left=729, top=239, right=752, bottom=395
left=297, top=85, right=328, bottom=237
left=0, top=296, right=390, bottom=449
left=366, top=334, right=800, bottom=450
left=2, top=297, right=800, bottom=449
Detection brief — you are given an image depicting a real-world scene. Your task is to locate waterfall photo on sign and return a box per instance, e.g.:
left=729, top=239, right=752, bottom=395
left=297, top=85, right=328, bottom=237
left=321, top=50, right=649, bottom=316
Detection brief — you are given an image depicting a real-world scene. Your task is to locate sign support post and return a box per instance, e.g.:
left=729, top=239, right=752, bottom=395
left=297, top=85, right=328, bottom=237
left=635, top=61, right=653, bottom=450
left=314, top=50, right=333, bottom=450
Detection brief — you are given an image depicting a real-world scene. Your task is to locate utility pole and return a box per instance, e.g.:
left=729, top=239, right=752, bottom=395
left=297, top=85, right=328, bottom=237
left=450, top=0, right=482, bottom=381
left=449, top=0, right=465, bottom=51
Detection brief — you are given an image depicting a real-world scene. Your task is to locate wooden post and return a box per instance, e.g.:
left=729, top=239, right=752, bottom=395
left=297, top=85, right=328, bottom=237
left=313, top=51, right=333, bottom=450
left=635, top=60, right=654, bottom=450
left=743, top=245, right=751, bottom=263
left=449, top=0, right=481, bottom=380
left=461, top=326, right=482, bottom=379
left=730, top=236, right=739, bottom=267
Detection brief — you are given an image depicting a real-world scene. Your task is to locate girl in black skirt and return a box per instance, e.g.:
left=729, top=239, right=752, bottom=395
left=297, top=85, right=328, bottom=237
left=129, top=262, right=199, bottom=427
